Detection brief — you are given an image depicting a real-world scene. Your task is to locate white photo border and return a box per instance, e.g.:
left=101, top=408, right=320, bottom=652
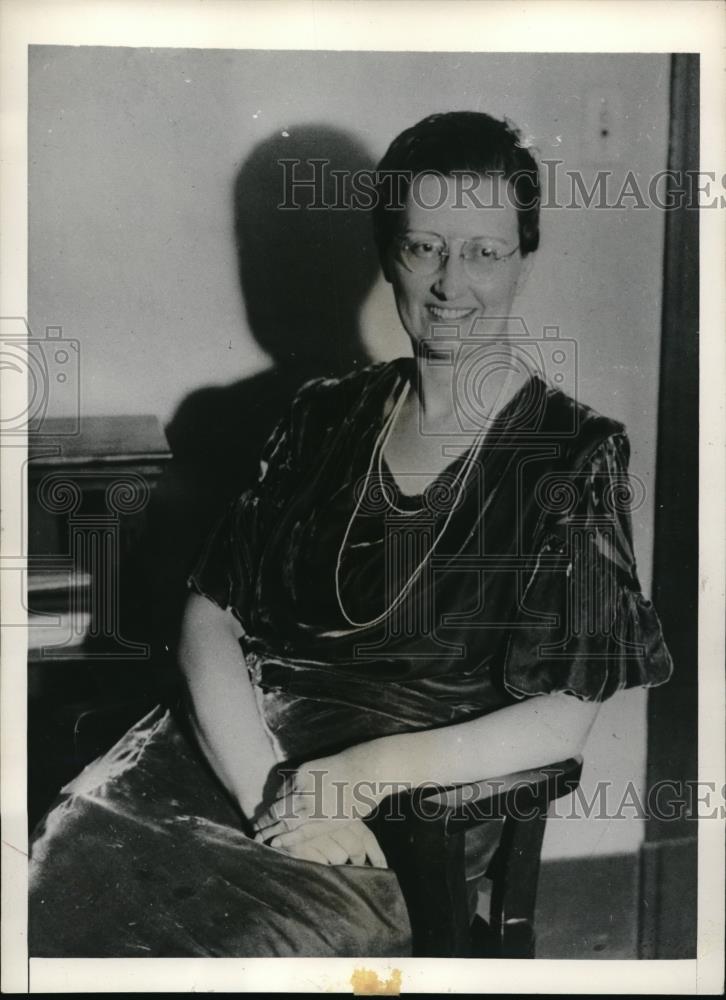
left=1, top=0, right=724, bottom=994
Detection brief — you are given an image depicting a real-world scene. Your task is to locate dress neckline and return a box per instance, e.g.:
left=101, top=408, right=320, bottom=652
left=379, top=447, right=476, bottom=506
left=376, top=359, right=542, bottom=502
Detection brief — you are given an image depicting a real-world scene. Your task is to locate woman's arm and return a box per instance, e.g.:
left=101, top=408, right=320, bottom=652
left=257, top=692, right=600, bottom=847
left=341, top=691, right=599, bottom=802
left=178, top=592, right=279, bottom=824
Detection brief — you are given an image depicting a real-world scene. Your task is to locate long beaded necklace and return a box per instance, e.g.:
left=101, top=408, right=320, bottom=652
left=334, top=366, right=513, bottom=629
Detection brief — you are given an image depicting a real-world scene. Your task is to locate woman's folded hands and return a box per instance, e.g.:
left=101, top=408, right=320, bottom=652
left=252, top=753, right=389, bottom=868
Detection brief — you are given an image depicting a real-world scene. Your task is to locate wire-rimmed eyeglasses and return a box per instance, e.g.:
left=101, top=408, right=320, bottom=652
left=393, top=232, right=520, bottom=282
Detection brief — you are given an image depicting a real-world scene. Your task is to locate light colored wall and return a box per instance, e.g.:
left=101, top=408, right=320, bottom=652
left=29, top=47, right=670, bottom=858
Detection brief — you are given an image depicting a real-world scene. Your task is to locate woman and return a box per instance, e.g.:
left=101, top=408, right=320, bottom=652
left=29, top=111, right=672, bottom=957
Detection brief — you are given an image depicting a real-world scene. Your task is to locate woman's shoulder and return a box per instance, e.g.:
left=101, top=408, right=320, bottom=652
left=535, top=377, right=628, bottom=468
left=291, top=359, right=401, bottom=421
left=295, top=359, right=401, bottom=396
left=274, top=360, right=401, bottom=468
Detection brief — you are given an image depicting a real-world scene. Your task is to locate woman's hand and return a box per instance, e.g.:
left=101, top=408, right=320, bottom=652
left=255, top=815, right=388, bottom=869
left=256, top=752, right=382, bottom=831
left=252, top=753, right=388, bottom=867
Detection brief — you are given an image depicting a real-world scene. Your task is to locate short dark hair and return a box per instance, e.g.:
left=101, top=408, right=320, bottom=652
left=372, top=111, right=540, bottom=268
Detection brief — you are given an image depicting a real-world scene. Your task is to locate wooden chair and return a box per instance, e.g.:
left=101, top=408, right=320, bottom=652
left=366, top=757, right=583, bottom=957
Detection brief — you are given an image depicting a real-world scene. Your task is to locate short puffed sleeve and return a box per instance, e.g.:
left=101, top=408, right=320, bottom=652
left=186, top=377, right=327, bottom=623
left=502, top=432, right=674, bottom=703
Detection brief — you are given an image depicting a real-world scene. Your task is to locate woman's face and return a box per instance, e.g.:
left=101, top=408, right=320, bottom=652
left=386, top=172, right=533, bottom=351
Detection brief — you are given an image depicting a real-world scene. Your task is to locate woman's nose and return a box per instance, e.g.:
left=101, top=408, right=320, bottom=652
left=431, top=250, right=467, bottom=299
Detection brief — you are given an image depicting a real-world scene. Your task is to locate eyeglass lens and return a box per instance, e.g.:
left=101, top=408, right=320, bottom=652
left=397, top=236, right=513, bottom=279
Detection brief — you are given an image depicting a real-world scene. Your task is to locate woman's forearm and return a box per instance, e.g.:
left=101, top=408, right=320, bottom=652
left=178, top=592, right=279, bottom=823
left=341, top=692, right=600, bottom=799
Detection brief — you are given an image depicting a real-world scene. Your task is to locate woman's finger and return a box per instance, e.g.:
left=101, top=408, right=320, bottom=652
left=326, top=823, right=368, bottom=865
left=308, top=833, right=349, bottom=866
left=267, top=819, right=330, bottom=848
left=254, top=819, right=286, bottom=841
left=272, top=772, right=315, bottom=802
left=259, top=816, right=385, bottom=868
left=361, top=825, right=388, bottom=869
left=267, top=790, right=314, bottom=824
left=254, top=812, right=307, bottom=840
left=254, top=808, right=286, bottom=833
left=286, top=842, right=330, bottom=866
left=267, top=823, right=316, bottom=848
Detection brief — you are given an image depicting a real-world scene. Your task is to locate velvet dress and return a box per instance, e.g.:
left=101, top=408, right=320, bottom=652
left=29, top=359, right=673, bottom=957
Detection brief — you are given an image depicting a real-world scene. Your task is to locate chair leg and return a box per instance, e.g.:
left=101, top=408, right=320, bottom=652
left=369, top=810, right=472, bottom=957
left=489, top=812, right=547, bottom=959
left=470, top=913, right=500, bottom=956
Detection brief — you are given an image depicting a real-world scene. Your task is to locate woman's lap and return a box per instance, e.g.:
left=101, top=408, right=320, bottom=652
left=29, top=707, right=411, bottom=957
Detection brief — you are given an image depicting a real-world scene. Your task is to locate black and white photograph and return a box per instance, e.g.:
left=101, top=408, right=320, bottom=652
left=1, top=1, right=723, bottom=994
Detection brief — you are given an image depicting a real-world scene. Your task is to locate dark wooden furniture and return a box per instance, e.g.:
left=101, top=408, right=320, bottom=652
left=367, top=758, right=583, bottom=957
left=27, top=415, right=172, bottom=827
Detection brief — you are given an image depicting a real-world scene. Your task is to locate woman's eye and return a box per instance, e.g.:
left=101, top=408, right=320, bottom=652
left=473, top=245, right=496, bottom=260
left=412, top=241, right=438, bottom=257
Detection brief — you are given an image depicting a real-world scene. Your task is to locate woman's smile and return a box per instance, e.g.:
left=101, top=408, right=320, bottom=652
left=426, top=304, right=478, bottom=321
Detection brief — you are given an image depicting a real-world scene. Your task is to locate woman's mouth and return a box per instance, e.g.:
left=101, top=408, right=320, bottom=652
left=426, top=305, right=477, bottom=321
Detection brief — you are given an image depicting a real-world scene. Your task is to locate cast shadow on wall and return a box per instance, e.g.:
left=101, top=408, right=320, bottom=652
left=122, top=125, right=380, bottom=689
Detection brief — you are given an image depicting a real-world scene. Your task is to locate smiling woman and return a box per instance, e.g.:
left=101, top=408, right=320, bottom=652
left=376, top=168, right=536, bottom=496
left=386, top=173, right=531, bottom=346
left=28, top=111, right=673, bottom=958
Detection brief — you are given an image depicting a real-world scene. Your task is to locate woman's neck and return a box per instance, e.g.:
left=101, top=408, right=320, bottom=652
left=407, top=340, right=529, bottom=434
